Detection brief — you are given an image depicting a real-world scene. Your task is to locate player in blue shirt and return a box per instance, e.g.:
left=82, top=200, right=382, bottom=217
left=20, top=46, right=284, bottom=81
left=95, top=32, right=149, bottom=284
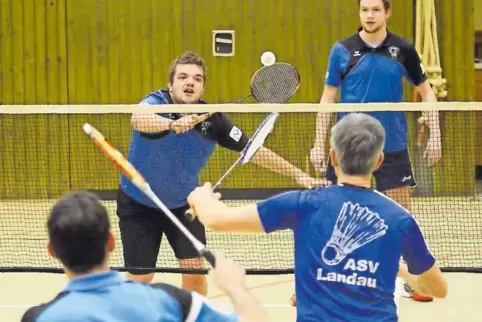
left=187, top=113, right=448, bottom=322
left=310, top=0, right=442, bottom=302
left=22, top=191, right=269, bottom=322
left=117, top=51, right=325, bottom=295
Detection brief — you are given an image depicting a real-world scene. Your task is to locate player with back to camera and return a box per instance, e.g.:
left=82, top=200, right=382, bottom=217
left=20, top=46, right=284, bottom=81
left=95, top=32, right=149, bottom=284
left=117, top=51, right=326, bottom=296
left=187, top=113, right=448, bottom=322
left=309, top=0, right=442, bottom=302
left=21, top=191, right=269, bottom=322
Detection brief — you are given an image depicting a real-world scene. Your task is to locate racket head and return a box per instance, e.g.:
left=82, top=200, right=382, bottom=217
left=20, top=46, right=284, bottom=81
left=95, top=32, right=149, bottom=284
left=250, top=62, right=300, bottom=103
left=240, top=112, right=279, bottom=164
left=83, top=123, right=148, bottom=190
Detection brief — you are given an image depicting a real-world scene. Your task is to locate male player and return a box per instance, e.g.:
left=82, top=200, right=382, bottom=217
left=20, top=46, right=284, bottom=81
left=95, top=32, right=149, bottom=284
left=22, top=191, right=269, bottom=322
left=309, top=0, right=442, bottom=301
left=187, top=113, right=448, bottom=322
left=118, top=51, right=325, bottom=295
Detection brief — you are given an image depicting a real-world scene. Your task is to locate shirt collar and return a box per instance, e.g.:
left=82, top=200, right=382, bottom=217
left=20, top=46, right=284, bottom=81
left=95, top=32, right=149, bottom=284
left=354, top=27, right=396, bottom=49
left=338, top=183, right=372, bottom=190
left=63, top=270, right=127, bottom=292
left=158, top=89, right=209, bottom=119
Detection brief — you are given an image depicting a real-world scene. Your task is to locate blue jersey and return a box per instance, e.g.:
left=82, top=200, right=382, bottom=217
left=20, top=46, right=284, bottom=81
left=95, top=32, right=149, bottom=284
left=21, top=271, right=238, bottom=322
left=120, top=89, right=249, bottom=209
left=257, top=184, right=435, bottom=322
left=325, top=30, right=427, bottom=152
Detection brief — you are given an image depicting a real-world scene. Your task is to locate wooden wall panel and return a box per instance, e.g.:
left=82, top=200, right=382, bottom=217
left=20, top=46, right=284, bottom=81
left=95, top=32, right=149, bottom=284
left=474, top=71, right=482, bottom=165
left=1, top=0, right=477, bottom=196
left=433, top=0, right=476, bottom=195
left=65, top=0, right=152, bottom=190
left=0, top=0, right=69, bottom=198
left=475, top=0, right=482, bottom=31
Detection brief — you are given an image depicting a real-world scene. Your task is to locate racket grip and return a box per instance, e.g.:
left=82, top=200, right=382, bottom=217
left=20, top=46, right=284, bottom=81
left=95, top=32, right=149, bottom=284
left=200, top=248, right=216, bottom=268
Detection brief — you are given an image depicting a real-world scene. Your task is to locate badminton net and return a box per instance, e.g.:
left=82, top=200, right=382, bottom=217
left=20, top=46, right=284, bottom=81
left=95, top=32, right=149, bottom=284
left=0, top=102, right=481, bottom=274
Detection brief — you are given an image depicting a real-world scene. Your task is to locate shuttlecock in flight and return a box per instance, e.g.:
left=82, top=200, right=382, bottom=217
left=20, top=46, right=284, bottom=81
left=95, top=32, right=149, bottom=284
left=260, top=51, right=276, bottom=66
left=322, top=202, right=388, bottom=266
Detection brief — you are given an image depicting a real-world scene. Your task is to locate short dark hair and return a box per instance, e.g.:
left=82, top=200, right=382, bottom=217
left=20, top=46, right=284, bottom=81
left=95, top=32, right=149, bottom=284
left=48, top=191, right=110, bottom=274
left=168, top=51, right=207, bottom=84
left=358, top=0, right=390, bottom=10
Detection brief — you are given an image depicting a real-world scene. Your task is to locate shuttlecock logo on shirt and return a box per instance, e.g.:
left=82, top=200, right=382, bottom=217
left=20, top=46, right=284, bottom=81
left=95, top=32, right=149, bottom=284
left=322, top=202, right=388, bottom=266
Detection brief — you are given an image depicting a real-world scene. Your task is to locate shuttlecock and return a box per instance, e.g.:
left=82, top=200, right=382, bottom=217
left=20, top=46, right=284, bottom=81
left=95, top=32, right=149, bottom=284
left=260, top=51, right=276, bottom=66
left=322, top=202, right=388, bottom=266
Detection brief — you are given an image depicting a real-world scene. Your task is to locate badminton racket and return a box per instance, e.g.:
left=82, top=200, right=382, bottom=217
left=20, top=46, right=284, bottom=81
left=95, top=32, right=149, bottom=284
left=82, top=123, right=217, bottom=267
left=186, top=112, right=280, bottom=218
left=173, top=62, right=298, bottom=133
left=231, top=62, right=300, bottom=104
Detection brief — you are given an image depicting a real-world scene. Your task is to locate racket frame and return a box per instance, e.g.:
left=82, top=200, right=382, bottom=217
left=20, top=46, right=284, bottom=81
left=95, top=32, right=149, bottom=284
left=230, top=62, right=301, bottom=104
left=186, top=112, right=279, bottom=218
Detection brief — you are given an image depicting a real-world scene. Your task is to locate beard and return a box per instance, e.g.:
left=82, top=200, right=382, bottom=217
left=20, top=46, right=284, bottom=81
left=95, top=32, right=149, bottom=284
left=362, top=23, right=384, bottom=34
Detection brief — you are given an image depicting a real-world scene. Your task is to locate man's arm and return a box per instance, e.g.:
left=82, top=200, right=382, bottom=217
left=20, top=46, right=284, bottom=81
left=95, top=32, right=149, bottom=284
left=403, top=46, right=441, bottom=139
left=212, top=113, right=326, bottom=188
left=192, top=201, right=264, bottom=233
left=207, top=253, right=269, bottom=322
left=398, top=262, right=447, bottom=299
left=313, top=85, right=338, bottom=151
left=311, top=42, right=343, bottom=169
left=404, top=45, right=442, bottom=165
left=188, top=183, right=309, bottom=233
left=400, top=216, right=448, bottom=298
left=153, top=254, right=269, bottom=322
left=131, top=113, right=173, bottom=133
left=250, top=146, right=325, bottom=187
left=218, top=286, right=267, bottom=322
left=416, top=80, right=441, bottom=136
left=129, top=96, right=172, bottom=133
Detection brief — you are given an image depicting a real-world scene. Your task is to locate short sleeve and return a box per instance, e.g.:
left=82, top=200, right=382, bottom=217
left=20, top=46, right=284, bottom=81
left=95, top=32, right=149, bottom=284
left=210, top=113, right=249, bottom=152
left=256, top=190, right=304, bottom=233
left=403, top=46, right=428, bottom=86
left=151, top=283, right=238, bottom=321
left=325, top=43, right=344, bottom=87
left=139, top=94, right=170, bottom=118
left=401, top=216, right=436, bottom=275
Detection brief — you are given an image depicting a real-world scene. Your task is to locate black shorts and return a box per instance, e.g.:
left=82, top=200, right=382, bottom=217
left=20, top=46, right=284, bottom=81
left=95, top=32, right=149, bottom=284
left=116, top=189, right=206, bottom=275
left=325, top=149, right=417, bottom=192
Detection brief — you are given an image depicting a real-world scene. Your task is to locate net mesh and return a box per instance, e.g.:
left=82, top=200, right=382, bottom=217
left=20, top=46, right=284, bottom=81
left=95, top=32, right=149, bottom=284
left=1, top=103, right=481, bottom=274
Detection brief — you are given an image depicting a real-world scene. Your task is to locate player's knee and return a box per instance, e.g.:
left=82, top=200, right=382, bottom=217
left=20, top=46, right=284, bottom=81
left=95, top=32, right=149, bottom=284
left=126, top=272, right=155, bottom=283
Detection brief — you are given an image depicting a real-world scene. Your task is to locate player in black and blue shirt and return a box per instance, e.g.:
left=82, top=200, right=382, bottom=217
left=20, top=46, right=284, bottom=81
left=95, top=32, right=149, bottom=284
left=310, top=0, right=442, bottom=302
left=117, top=51, right=325, bottom=295
left=187, top=113, right=448, bottom=322
left=22, top=191, right=268, bottom=322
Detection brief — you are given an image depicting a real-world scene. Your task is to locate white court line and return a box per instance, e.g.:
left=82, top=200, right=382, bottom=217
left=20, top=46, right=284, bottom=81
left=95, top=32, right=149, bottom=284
left=0, top=304, right=290, bottom=309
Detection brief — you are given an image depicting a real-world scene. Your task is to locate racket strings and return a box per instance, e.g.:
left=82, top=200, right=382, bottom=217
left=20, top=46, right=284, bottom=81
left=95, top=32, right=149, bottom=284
left=251, top=63, right=300, bottom=103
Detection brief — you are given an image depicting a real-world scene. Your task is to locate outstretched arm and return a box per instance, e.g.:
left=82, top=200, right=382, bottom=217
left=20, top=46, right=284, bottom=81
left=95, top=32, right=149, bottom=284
left=187, top=183, right=307, bottom=233
left=250, top=146, right=327, bottom=188
left=212, top=113, right=326, bottom=188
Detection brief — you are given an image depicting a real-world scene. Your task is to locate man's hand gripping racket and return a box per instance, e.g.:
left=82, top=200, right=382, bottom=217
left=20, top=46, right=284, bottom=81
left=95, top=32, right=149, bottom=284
left=82, top=123, right=217, bottom=267
left=186, top=112, right=280, bottom=219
